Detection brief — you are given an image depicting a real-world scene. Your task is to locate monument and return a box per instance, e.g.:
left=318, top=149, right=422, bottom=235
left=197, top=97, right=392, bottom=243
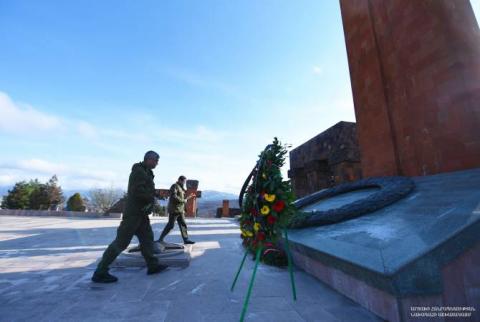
left=340, top=0, right=480, bottom=178
left=286, top=1, right=480, bottom=321
left=288, top=121, right=362, bottom=198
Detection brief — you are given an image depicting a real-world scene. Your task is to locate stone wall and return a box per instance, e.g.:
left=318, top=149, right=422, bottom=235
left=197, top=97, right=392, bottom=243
left=0, top=209, right=121, bottom=218
left=288, top=121, right=362, bottom=198
left=215, top=208, right=241, bottom=218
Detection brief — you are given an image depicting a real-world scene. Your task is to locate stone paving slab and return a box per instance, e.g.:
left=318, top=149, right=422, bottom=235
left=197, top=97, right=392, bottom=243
left=0, top=216, right=383, bottom=322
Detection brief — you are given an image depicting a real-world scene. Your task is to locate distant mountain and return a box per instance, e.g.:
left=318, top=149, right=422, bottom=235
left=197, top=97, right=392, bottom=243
left=195, top=191, right=239, bottom=217
left=200, top=190, right=238, bottom=201
left=62, top=189, right=93, bottom=199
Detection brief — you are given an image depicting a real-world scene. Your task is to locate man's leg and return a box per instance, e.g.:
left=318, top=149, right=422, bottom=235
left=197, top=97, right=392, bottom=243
left=136, top=216, right=166, bottom=274
left=176, top=212, right=192, bottom=243
left=95, top=216, right=140, bottom=276
left=158, top=212, right=176, bottom=242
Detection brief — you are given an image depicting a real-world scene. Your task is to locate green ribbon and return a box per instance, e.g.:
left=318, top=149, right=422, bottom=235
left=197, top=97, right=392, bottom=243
left=231, top=248, right=249, bottom=292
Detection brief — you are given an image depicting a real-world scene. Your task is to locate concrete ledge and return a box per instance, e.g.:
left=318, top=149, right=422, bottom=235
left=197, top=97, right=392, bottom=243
left=290, top=240, right=480, bottom=322
left=0, top=209, right=122, bottom=218
left=287, top=168, right=480, bottom=322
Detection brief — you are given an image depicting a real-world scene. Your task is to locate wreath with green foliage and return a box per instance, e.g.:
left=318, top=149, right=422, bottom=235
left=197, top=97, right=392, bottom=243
left=239, top=138, right=296, bottom=266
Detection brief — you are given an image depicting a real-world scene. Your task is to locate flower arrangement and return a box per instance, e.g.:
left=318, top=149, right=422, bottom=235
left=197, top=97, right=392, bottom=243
left=232, top=137, right=298, bottom=322
left=239, top=137, right=296, bottom=266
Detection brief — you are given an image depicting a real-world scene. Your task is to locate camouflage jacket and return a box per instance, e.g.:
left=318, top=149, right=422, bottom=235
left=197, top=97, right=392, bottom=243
left=125, top=162, right=155, bottom=216
left=167, top=182, right=186, bottom=214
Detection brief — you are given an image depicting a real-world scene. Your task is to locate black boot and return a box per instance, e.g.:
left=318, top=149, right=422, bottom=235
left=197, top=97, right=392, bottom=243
left=183, top=239, right=195, bottom=245
left=91, top=271, right=118, bottom=283
left=147, top=264, right=168, bottom=275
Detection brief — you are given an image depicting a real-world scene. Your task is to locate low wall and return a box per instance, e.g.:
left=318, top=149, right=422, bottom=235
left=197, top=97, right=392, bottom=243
left=0, top=209, right=122, bottom=219
left=215, top=207, right=241, bottom=218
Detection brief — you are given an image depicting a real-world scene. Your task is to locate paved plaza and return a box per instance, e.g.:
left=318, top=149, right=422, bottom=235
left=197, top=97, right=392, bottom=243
left=0, top=215, right=382, bottom=322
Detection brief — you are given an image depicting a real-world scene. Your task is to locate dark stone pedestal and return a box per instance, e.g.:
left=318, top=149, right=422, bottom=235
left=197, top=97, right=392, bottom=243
left=112, top=243, right=192, bottom=268
left=287, top=168, right=480, bottom=322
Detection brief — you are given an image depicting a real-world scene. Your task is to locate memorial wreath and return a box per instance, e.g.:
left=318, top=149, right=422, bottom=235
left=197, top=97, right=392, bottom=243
left=239, top=137, right=296, bottom=266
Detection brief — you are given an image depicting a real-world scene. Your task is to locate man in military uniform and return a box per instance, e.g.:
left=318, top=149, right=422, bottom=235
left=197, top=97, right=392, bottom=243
left=158, top=175, right=196, bottom=245
left=91, top=151, right=167, bottom=283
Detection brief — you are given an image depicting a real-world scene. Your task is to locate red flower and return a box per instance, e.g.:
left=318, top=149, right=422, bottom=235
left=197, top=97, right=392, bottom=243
left=267, top=215, right=277, bottom=225
left=251, top=208, right=258, bottom=216
left=272, top=200, right=286, bottom=212
left=256, top=231, right=266, bottom=241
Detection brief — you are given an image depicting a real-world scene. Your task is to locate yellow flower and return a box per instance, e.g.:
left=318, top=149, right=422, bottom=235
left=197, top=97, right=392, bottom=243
left=264, top=193, right=276, bottom=203
left=260, top=205, right=270, bottom=215
left=254, top=223, right=261, bottom=231
left=241, top=229, right=253, bottom=237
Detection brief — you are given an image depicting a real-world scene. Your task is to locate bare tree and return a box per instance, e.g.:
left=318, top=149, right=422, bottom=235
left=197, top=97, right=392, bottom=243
left=89, top=187, right=123, bottom=213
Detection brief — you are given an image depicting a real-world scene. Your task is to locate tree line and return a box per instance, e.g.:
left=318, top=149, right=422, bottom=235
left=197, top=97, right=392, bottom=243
left=1, top=175, right=123, bottom=213
left=1, top=175, right=64, bottom=210
left=0, top=175, right=166, bottom=215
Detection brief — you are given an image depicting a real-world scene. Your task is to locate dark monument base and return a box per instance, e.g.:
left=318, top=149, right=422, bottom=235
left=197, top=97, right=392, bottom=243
left=113, top=242, right=191, bottom=268
left=287, top=168, right=480, bottom=322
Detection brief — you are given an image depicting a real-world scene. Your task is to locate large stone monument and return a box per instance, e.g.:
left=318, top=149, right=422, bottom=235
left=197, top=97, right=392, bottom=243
left=340, top=0, right=480, bottom=178
left=185, top=180, right=200, bottom=217
left=286, top=1, right=480, bottom=321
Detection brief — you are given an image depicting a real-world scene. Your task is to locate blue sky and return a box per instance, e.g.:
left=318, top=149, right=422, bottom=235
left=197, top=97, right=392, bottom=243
left=0, top=1, right=479, bottom=194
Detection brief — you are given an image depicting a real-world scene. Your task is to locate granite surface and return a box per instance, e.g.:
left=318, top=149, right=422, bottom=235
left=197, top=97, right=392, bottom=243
left=288, top=168, right=480, bottom=295
left=0, top=216, right=382, bottom=322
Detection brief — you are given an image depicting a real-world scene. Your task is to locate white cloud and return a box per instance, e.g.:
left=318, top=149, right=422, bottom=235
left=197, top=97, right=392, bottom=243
left=0, top=158, right=125, bottom=190
left=472, top=0, right=480, bottom=23
left=243, top=93, right=356, bottom=149
left=164, top=67, right=245, bottom=100
left=0, top=91, right=226, bottom=152
left=152, top=125, right=225, bottom=144
left=312, top=65, right=323, bottom=75
left=19, top=159, right=69, bottom=174
left=0, top=90, right=356, bottom=194
left=0, top=92, right=243, bottom=192
left=0, top=92, right=62, bottom=134
left=195, top=125, right=220, bottom=142
left=76, top=121, right=98, bottom=139
left=0, top=174, right=15, bottom=186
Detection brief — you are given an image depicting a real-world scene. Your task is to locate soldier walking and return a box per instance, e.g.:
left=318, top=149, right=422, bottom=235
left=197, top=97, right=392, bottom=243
left=158, top=176, right=196, bottom=245
left=91, top=151, right=167, bottom=283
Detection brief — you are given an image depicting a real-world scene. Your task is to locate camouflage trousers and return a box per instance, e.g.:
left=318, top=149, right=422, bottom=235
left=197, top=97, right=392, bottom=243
left=95, top=214, right=158, bottom=274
